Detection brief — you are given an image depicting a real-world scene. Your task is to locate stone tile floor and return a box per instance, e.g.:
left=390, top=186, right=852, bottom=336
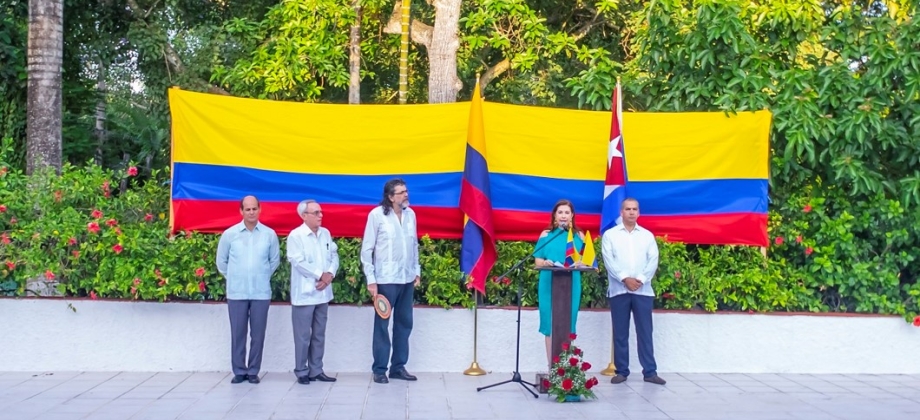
left=0, top=371, right=918, bottom=419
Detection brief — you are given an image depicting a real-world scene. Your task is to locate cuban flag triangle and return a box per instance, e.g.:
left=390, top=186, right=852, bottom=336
left=600, top=80, right=628, bottom=233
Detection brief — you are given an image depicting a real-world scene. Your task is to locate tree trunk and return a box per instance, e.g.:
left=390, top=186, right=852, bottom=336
left=94, top=60, right=106, bottom=165
left=26, top=0, right=63, bottom=175
left=348, top=0, right=362, bottom=104
left=427, top=0, right=462, bottom=103
left=398, top=0, right=411, bottom=104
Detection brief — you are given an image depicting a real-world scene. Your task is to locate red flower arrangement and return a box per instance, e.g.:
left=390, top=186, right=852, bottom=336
left=545, top=333, right=598, bottom=402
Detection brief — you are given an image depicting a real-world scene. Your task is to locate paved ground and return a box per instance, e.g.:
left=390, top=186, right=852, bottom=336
left=1, top=371, right=919, bottom=419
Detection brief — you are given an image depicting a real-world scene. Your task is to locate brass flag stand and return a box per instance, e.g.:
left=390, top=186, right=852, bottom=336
left=463, top=292, right=486, bottom=376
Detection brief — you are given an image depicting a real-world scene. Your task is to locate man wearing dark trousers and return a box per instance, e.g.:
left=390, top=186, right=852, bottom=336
left=601, top=198, right=666, bottom=385
left=288, top=199, right=339, bottom=385
left=360, top=178, right=421, bottom=384
left=216, top=195, right=281, bottom=384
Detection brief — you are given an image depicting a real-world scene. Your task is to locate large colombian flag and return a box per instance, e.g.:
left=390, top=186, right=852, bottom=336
left=169, top=88, right=770, bottom=246
left=459, top=82, right=496, bottom=294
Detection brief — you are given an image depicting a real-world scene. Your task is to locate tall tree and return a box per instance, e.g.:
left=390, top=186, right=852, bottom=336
left=26, top=0, right=63, bottom=174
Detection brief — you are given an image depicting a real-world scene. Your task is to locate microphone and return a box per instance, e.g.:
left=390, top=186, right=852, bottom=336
left=558, top=221, right=567, bottom=231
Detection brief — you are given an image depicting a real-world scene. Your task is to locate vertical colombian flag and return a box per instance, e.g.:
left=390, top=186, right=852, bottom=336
left=601, top=81, right=628, bottom=233
left=459, top=81, right=497, bottom=294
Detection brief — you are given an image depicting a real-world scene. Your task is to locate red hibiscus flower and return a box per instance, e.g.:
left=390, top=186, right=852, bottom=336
left=105, top=218, right=118, bottom=227
left=561, top=378, right=573, bottom=391
left=90, top=291, right=98, bottom=300
left=663, top=292, right=676, bottom=299
left=53, top=190, right=62, bottom=202
left=805, top=247, right=814, bottom=256
left=112, top=244, right=123, bottom=254
left=803, top=204, right=812, bottom=213
left=569, top=333, right=577, bottom=340
left=72, top=250, right=80, bottom=258
left=569, top=357, right=578, bottom=366
left=144, top=213, right=154, bottom=222
left=581, top=362, right=592, bottom=371
left=561, top=343, right=569, bottom=351
left=490, top=276, right=499, bottom=283
left=913, top=316, right=920, bottom=327
left=0, top=204, right=6, bottom=212
left=5, top=261, right=14, bottom=270
left=158, top=279, right=166, bottom=287
left=9, top=217, right=16, bottom=225
left=557, top=367, right=565, bottom=376
left=67, top=237, right=77, bottom=246
left=1, top=233, right=9, bottom=245
left=195, top=267, right=206, bottom=277
left=87, top=222, right=100, bottom=234
left=127, top=166, right=138, bottom=177
left=774, top=236, right=784, bottom=245
left=198, top=281, right=207, bottom=292
left=44, top=270, right=55, bottom=280
left=133, top=278, right=141, bottom=285
left=91, top=209, right=103, bottom=219
left=502, top=278, right=511, bottom=285
left=674, top=270, right=682, bottom=279
left=114, top=227, right=122, bottom=235
left=130, top=286, right=137, bottom=295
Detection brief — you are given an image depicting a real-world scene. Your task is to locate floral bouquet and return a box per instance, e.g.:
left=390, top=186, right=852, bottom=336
left=543, top=333, right=599, bottom=402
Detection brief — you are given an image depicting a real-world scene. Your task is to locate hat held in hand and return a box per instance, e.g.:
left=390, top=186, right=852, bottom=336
left=374, top=294, right=392, bottom=319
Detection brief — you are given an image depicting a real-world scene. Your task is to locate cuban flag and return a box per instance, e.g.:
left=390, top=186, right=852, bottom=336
left=600, top=81, right=628, bottom=233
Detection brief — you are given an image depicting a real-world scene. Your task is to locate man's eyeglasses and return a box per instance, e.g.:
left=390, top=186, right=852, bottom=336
left=304, top=210, right=323, bottom=216
left=393, top=189, right=409, bottom=195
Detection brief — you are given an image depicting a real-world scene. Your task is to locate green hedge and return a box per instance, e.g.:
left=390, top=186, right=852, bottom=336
left=1, top=145, right=918, bottom=322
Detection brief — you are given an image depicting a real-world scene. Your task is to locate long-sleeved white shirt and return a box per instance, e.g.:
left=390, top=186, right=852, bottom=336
left=287, top=224, right=339, bottom=306
left=360, top=206, right=420, bottom=285
left=216, top=221, right=281, bottom=300
left=601, top=223, right=659, bottom=297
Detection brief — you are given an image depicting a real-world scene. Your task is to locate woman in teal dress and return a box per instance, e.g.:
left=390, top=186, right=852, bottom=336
left=533, top=199, right=584, bottom=367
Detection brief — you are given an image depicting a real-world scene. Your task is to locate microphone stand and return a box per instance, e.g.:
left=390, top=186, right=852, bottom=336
left=476, top=227, right=568, bottom=398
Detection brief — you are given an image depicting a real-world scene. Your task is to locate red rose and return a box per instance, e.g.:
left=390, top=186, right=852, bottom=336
left=198, top=281, right=207, bottom=292
left=561, top=378, right=573, bottom=391
left=561, top=343, right=569, bottom=351
left=557, top=367, right=565, bottom=376
left=91, top=209, right=103, bottom=219
left=105, top=218, right=118, bottom=227
left=796, top=235, right=803, bottom=244
left=5, top=261, right=14, bottom=270
left=569, top=333, right=577, bottom=341
left=573, top=348, right=581, bottom=356
left=0, top=204, right=6, bottom=212
left=44, top=270, right=55, bottom=280
left=542, top=379, right=550, bottom=389
left=803, top=204, right=812, bottom=213
left=112, top=244, right=123, bottom=254
left=553, top=356, right=560, bottom=364
left=195, top=267, right=206, bottom=277
left=569, top=357, right=578, bottom=366
left=774, top=236, right=784, bottom=245
left=805, top=247, right=814, bottom=256
left=581, top=362, right=591, bottom=371
left=68, top=237, right=77, bottom=246
left=144, top=213, right=154, bottom=222
left=87, top=222, right=100, bottom=234
left=913, top=316, right=920, bottom=327
left=585, top=379, right=595, bottom=389
left=127, top=166, right=138, bottom=177
left=90, top=291, right=97, bottom=300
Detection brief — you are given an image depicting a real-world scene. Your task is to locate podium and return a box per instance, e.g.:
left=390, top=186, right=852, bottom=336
left=538, top=266, right=595, bottom=360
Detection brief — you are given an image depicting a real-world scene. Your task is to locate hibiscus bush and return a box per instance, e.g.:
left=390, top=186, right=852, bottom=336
left=544, top=334, right=598, bottom=402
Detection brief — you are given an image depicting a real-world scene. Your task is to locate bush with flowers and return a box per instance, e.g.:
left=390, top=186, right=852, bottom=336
left=542, top=333, right=599, bottom=402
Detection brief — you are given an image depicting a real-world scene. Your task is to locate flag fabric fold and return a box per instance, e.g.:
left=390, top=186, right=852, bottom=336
left=601, top=81, right=628, bottom=234
left=459, top=81, right=497, bottom=294
left=564, top=227, right=580, bottom=267
left=580, top=231, right=597, bottom=268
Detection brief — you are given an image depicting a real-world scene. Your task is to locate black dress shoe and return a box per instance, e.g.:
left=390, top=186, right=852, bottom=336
left=610, top=374, right=627, bottom=384
left=373, top=373, right=389, bottom=384
left=297, top=376, right=310, bottom=385
left=309, top=373, right=337, bottom=382
left=231, top=374, right=248, bottom=384
left=388, top=369, right=418, bottom=381
left=248, top=375, right=261, bottom=384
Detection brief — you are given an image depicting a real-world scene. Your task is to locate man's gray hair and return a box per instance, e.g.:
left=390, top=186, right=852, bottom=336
left=297, top=199, right=318, bottom=216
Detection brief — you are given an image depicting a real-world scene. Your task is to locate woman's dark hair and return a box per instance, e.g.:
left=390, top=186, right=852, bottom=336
left=379, top=178, right=406, bottom=215
left=545, top=199, right=580, bottom=232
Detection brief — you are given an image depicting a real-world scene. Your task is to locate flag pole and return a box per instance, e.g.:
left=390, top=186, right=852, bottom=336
left=600, top=77, right=622, bottom=377
left=463, top=289, right=487, bottom=376
left=600, top=334, right=616, bottom=376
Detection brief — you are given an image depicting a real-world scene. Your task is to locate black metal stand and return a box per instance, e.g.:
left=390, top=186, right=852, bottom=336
left=476, top=228, right=566, bottom=398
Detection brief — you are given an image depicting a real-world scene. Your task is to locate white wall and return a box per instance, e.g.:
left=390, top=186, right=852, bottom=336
left=2, top=299, right=919, bottom=374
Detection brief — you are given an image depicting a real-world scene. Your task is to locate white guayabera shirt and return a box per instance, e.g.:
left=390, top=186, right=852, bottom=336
left=287, top=224, right=339, bottom=306
left=601, top=223, right=659, bottom=298
left=360, top=206, right=420, bottom=285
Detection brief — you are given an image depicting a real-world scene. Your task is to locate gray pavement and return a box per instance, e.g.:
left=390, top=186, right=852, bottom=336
left=1, top=371, right=919, bottom=419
